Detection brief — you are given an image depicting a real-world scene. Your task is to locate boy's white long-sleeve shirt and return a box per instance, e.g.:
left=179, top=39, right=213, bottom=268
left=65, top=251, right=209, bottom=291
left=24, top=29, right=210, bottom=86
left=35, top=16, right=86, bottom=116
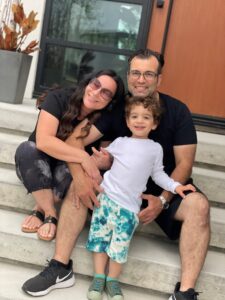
left=101, top=137, right=180, bottom=214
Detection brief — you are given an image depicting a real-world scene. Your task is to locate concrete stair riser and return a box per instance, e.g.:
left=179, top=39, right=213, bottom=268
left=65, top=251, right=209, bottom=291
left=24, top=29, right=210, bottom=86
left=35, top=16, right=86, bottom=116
left=0, top=132, right=224, bottom=168
left=0, top=169, right=224, bottom=250
left=0, top=219, right=225, bottom=300
left=0, top=138, right=224, bottom=206
left=0, top=100, right=37, bottom=133
left=196, top=132, right=225, bottom=167
left=0, top=261, right=167, bottom=300
left=192, top=167, right=225, bottom=205
left=0, top=100, right=225, bottom=300
left=0, top=182, right=34, bottom=212
left=0, top=132, right=27, bottom=165
left=137, top=207, right=225, bottom=249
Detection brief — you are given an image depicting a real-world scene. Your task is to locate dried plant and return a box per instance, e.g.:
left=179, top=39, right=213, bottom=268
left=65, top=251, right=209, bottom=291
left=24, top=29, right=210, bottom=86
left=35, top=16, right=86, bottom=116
left=0, top=1, right=39, bottom=54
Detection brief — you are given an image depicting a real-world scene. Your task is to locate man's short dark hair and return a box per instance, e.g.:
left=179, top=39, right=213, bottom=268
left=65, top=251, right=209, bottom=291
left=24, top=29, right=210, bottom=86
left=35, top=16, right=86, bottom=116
left=128, top=49, right=165, bottom=74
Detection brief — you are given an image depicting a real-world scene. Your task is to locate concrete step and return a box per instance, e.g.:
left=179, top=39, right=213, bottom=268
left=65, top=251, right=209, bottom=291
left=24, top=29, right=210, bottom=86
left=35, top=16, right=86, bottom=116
left=0, top=99, right=38, bottom=133
left=0, top=132, right=224, bottom=207
left=0, top=132, right=27, bottom=165
left=0, top=261, right=167, bottom=300
left=0, top=167, right=224, bottom=250
left=192, top=166, right=225, bottom=205
left=0, top=209, right=224, bottom=300
left=0, top=167, right=34, bottom=212
left=0, top=162, right=224, bottom=211
left=1, top=124, right=224, bottom=169
left=196, top=132, right=225, bottom=167
left=0, top=100, right=224, bottom=167
left=138, top=206, right=225, bottom=249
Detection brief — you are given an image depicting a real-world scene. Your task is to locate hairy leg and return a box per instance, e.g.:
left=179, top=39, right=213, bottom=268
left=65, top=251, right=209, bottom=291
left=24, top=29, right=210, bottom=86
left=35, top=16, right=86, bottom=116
left=174, top=192, right=210, bottom=291
left=54, top=183, right=88, bottom=264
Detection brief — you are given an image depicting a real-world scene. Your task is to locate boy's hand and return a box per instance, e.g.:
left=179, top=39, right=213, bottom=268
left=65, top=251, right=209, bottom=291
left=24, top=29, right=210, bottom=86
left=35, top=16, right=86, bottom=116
left=91, top=147, right=112, bottom=170
left=175, top=184, right=196, bottom=198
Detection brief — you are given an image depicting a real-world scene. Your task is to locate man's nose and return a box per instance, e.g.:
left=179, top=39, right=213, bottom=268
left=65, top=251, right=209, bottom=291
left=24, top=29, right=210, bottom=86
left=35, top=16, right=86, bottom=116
left=137, top=74, right=146, bottom=82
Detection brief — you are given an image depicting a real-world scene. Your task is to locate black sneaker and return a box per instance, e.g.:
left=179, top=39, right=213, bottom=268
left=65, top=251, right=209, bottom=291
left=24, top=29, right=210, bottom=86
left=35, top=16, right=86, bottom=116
left=22, top=259, right=75, bottom=296
left=169, top=282, right=199, bottom=300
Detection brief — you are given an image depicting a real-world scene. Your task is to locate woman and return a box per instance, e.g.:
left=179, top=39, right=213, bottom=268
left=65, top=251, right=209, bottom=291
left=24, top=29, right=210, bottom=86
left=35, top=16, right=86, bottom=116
left=15, top=69, right=124, bottom=241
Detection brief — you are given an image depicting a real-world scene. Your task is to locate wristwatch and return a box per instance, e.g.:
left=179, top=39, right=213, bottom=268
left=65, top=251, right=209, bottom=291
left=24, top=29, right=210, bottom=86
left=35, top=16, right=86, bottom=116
left=159, top=195, right=169, bottom=210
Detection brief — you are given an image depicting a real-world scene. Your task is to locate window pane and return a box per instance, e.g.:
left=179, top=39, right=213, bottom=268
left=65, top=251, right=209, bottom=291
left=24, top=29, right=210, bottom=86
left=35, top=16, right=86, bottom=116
left=48, top=0, right=142, bottom=50
left=41, top=45, right=128, bottom=87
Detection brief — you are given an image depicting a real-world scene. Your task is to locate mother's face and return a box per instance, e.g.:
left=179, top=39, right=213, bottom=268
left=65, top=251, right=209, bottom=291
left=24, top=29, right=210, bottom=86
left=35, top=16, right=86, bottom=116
left=83, top=75, right=117, bottom=112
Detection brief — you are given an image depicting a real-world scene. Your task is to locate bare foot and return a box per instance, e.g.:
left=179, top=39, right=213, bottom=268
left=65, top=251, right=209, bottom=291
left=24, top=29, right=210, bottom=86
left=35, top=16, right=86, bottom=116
left=21, top=209, right=44, bottom=233
left=37, top=216, right=57, bottom=241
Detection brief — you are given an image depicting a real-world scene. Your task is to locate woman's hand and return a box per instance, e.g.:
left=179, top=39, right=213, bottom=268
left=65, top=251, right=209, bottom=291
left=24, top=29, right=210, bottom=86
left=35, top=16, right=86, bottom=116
left=72, top=174, right=103, bottom=210
left=81, top=153, right=102, bottom=184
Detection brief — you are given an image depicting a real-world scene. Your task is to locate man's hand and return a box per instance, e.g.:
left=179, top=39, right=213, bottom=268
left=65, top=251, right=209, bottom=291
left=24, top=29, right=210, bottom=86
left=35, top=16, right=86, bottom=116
left=138, top=194, right=163, bottom=225
left=81, top=153, right=102, bottom=184
left=73, top=174, right=103, bottom=210
left=91, top=147, right=112, bottom=170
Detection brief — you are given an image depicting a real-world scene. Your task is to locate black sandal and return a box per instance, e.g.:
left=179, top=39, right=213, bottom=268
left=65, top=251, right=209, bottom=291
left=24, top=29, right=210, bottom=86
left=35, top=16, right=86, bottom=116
left=21, top=210, right=45, bottom=233
left=37, top=215, right=58, bottom=241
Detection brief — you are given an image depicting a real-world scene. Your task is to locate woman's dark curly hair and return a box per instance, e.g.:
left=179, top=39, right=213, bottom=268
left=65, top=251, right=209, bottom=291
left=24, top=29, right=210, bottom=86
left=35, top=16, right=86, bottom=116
left=37, top=70, right=125, bottom=141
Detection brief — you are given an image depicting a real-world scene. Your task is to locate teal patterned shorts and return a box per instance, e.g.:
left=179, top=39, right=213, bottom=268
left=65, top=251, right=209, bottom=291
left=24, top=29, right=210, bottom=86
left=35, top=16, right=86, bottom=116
left=86, top=193, right=139, bottom=263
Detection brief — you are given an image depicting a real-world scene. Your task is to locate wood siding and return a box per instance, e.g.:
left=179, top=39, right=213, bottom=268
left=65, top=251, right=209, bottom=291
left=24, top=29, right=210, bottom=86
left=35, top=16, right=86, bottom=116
left=147, top=0, right=225, bottom=119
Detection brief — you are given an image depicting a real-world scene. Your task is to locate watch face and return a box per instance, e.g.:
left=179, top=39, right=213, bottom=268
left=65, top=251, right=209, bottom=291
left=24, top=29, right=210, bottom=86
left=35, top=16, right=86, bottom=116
left=163, top=202, right=169, bottom=210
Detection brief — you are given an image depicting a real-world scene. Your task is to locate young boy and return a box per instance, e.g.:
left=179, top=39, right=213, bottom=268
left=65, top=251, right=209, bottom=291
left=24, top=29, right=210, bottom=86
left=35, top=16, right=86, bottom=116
left=86, top=95, right=196, bottom=300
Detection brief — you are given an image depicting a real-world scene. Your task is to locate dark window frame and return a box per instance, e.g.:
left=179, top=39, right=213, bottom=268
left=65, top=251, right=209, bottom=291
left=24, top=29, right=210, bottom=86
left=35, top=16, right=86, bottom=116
left=34, top=0, right=154, bottom=95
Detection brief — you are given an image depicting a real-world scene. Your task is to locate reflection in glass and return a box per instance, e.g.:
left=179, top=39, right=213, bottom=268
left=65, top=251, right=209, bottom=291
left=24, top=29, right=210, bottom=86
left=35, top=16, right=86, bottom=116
left=41, top=45, right=128, bottom=88
left=48, top=0, right=142, bottom=50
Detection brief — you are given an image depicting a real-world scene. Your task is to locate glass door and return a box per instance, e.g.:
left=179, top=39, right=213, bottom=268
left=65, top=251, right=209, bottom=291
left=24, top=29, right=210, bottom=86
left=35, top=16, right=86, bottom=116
left=35, top=0, right=153, bottom=93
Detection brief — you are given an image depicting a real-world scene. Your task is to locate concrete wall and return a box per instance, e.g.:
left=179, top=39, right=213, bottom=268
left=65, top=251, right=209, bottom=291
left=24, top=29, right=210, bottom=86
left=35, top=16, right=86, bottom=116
left=23, top=0, right=46, bottom=98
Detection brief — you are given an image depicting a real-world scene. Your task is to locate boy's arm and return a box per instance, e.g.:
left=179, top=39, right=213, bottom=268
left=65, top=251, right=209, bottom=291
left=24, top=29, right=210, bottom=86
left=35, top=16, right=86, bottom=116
left=139, top=144, right=196, bottom=224
left=160, top=144, right=196, bottom=201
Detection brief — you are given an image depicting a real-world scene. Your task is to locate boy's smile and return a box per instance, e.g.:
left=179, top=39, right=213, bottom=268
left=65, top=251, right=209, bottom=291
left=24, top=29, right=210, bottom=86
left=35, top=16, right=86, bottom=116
left=126, top=104, right=157, bottom=139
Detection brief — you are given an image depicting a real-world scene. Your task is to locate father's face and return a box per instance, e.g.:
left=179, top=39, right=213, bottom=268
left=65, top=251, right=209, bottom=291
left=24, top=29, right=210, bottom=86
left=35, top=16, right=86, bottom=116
left=127, top=56, right=162, bottom=97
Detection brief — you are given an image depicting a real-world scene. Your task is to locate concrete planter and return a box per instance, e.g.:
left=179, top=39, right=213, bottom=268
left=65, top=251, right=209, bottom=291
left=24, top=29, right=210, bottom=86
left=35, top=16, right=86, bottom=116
left=0, top=50, right=32, bottom=104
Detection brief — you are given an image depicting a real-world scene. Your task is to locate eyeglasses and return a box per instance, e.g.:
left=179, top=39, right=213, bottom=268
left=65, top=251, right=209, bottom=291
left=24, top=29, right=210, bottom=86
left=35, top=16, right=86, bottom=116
left=128, top=70, right=158, bottom=81
left=88, top=78, right=114, bottom=102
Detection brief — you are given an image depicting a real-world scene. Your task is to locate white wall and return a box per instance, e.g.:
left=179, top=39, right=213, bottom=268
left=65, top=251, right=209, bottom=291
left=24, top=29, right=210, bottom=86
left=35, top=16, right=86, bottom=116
left=23, top=0, right=46, bottom=98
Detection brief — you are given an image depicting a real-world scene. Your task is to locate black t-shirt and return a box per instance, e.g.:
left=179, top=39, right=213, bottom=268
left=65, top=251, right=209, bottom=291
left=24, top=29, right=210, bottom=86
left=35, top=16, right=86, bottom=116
left=28, top=88, right=100, bottom=154
left=95, top=92, right=197, bottom=195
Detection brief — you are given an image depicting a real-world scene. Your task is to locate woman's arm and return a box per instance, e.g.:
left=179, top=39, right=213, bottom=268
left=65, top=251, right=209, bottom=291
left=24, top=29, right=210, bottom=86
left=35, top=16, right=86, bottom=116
left=36, top=110, right=100, bottom=179
left=36, top=110, right=89, bottom=163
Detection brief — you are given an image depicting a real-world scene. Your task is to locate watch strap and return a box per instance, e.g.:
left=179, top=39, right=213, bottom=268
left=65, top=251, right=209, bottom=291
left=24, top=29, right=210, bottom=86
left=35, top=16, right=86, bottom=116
left=159, top=195, right=169, bottom=210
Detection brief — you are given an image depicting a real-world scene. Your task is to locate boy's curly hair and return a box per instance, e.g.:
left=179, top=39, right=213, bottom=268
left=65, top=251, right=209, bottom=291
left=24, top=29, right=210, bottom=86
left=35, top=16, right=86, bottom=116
left=125, top=93, right=163, bottom=124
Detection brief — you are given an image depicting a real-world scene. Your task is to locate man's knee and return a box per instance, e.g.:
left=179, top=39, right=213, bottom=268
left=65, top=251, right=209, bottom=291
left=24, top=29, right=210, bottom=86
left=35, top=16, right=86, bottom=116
left=184, top=192, right=210, bottom=224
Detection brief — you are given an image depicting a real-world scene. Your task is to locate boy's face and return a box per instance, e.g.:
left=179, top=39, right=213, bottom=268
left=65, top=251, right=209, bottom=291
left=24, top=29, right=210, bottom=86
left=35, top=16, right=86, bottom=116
left=126, top=104, right=157, bottom=139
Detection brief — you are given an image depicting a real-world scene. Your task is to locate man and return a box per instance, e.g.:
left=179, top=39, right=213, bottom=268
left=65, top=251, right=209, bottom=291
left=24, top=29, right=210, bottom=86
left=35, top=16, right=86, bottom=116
left=22, top=49, right=210, bottom=300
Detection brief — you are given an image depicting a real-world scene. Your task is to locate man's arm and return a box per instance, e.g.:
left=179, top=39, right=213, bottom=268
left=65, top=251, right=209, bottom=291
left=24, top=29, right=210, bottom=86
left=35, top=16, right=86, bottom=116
left=160, top=144, right=196, bottom=201
left=139, top=144, right=197, bottom=224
